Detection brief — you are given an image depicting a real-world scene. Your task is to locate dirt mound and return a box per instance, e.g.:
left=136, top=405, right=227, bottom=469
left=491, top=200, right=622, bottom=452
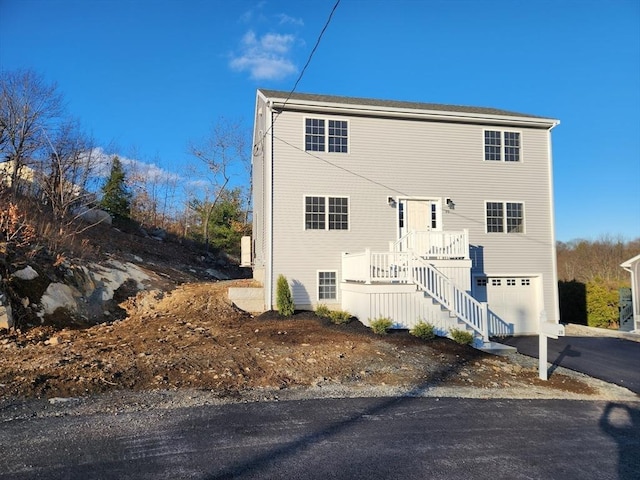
left=0, top=281, right=611, bottom=401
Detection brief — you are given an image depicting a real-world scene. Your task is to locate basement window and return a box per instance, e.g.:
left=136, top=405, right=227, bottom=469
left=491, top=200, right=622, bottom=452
left=318, top=271, right=337, bottom=300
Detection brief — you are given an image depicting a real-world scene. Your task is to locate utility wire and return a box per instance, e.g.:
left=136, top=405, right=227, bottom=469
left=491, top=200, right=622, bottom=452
left=254, top=0, right=341, bottom=153
left=278, top=0, right=341, bottom=112
left=272, top=134, right=410, bottom=197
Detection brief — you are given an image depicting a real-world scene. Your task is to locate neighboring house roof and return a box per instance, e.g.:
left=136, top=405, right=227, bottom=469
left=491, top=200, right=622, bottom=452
left=621, top=254, right=640, bottom=270
left=258, top=89, right=559, bottom=128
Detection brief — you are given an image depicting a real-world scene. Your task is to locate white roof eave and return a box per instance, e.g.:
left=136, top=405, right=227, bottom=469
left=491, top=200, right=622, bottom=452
left=265, top=96, right=559, bottom=129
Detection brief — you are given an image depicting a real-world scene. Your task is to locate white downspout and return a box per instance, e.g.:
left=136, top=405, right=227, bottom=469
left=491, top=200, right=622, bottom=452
left=266, top=99, right=275, bottom=310
left=621, top=262, right=638, bottom=331
left=547, top=121, right=561, bottom=323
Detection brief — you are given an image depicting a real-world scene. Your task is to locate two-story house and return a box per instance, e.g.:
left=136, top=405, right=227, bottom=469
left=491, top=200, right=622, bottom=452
left=245, top=89, right=560, bottom=344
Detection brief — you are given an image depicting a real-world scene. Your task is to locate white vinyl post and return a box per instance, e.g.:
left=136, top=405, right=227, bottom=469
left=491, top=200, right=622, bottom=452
left=539, top=332, right=548, bottom=381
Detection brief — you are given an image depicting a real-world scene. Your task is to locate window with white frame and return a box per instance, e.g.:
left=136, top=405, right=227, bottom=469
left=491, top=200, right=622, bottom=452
left=484, top=130, right=521, bottom=162
left=305, top=196, right=349, bottom=230
left=486, top=201, right=525, bottom=233
left=318, top=271, right=337, bottom=300
left=305, top=119, right=325, bottom=152
left=305, top=118, right=348, bottom=153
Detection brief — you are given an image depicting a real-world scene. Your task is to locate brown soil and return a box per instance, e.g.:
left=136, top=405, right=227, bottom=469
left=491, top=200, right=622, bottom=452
left=0, top=281, right=608, bottom=401
left=2, top=212, right=635, bottom=404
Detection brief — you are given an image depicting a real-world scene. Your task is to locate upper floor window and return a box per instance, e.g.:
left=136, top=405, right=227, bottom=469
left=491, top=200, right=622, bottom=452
left=305, top=196, right=349, bottom=230
left=305, top=118, right=348, bottom=153
left=486, top=201, right=524, bottom=233
left=484, top=130, right=521, bottom=162
left=305, top=119, right=325, bottom=152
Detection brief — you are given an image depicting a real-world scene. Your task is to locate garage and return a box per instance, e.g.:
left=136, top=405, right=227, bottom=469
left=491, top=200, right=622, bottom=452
left=473, top=276, right=540, bottom=335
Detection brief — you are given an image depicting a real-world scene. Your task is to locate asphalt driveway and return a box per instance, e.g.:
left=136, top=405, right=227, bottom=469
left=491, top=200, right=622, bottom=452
left=2, top=397, right=639, bottom=480
left=502, top=333, right=640, bottom=394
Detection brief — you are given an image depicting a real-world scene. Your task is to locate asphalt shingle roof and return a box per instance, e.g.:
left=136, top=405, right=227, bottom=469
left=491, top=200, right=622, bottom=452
left=259, top=89, right=550, bottom=120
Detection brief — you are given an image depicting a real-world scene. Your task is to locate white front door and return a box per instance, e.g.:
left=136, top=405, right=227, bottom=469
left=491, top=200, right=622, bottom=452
left=399, top=199, right=439, bottom=238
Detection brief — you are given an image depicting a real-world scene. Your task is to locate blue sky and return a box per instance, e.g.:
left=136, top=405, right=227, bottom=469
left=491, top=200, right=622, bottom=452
left=1, top=0, right=638, bottom=242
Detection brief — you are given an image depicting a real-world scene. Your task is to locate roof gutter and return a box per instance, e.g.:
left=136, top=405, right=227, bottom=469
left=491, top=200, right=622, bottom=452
left=265, top=96, right=559, bottom=129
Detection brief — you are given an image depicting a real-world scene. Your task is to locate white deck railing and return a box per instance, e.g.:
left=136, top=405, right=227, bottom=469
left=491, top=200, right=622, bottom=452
left=390, top=229, right=469, bottom=259
left=342, top=250, right=488, bottom=340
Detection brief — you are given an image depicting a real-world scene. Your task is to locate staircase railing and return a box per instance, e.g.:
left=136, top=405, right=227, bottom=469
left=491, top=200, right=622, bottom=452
left=342, top=250, right=488, bottom=341
left=620, top=303, right=634, bottom=329
left=390, top=229, right=469, bottom=259
left=410, top=254, right=488, bottom=340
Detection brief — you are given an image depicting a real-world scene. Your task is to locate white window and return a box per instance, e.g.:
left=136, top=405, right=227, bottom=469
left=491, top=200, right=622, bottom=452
left=305, top=118, right=325, bottom=152
left=486, top=201, right=524, bottom=233
left=305, top=118, right=348, bottom=153
left=318, top=271, right=337, bottom=300
left=305, top=196, right=349, bottom=230
left=484, top=130, right=521, bottom=162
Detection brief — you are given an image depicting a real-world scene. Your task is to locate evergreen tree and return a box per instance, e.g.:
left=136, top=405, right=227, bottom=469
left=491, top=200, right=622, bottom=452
left=276, top=274, right=295, bottom=317
left=188, top=188, right=250, bottom=256
left=100, top=156, right=131, bottom=218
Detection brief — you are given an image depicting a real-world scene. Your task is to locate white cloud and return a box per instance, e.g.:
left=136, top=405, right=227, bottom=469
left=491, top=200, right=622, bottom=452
left=260, top=32, right=295, bottom=54
left=277, top=13, right=304, bottom=27
left=91, top=148, right=180, bottom=184
left=240, top=1, right=267, bottom=23
left=230, top=30, right=298, bottom=81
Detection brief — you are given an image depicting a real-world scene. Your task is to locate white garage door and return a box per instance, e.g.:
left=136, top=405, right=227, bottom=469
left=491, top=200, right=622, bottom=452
left=474, top=276, right=539, bottom=335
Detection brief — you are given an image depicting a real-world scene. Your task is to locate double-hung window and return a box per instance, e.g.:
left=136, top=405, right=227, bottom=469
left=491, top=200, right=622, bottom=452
left=318, top=271, right=337, bottom=300
left=484, top=130, right=521, bottom=162
left=486, top=201, right=524, bottom=233
left=305, top=119, right=325, bottom=152
left=305, top=196, right=349, bottom=230
left=305, top=118, right=348, bottom=153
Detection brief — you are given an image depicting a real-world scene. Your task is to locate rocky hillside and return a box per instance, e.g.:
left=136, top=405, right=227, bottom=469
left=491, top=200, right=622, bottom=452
left=0, top=208, right=249, bottom=331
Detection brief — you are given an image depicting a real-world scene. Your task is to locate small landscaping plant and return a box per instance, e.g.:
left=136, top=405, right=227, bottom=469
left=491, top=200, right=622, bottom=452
left=410, top=321, right=436, bottom=340
left=315, top=304, right=331, bottom=318
left=328, top=309, right=352, bottom=325
left=449, top=328, right=474, bottom=345
left=276, top=274, right=295, bottom=317
left=369, top=316, right=393, bottom=335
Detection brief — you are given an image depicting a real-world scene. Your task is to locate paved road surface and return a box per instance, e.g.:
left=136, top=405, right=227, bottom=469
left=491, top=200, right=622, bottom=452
left=502, top=335, right=640, bottom=393
left=1, top=397, right=639, bottom=480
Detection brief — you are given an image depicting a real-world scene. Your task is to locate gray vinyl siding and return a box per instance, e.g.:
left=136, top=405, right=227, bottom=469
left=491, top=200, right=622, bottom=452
left=263, top=102, right=558, bottom=321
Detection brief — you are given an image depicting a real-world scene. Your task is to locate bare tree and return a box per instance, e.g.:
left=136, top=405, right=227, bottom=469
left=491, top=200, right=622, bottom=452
left=188, top=118, right=248, bottom=250
left=36, top=119, right=100, bottom=220
left=0, top=69, right=64, bottom=195
left=556, top=236, right=640, bottom=283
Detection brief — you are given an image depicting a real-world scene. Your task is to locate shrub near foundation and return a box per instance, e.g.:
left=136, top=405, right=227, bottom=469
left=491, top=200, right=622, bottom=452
left=369, top=316, right=393, bottom=335
left=450, top=328, right=474, bottom=345
left=410, top=321, right=436, bottom=340
left=315, top=304, right=331, bottom=318
left=328, top=310, right=352, bottom=325
left=276, top=274, right=295, bottom=317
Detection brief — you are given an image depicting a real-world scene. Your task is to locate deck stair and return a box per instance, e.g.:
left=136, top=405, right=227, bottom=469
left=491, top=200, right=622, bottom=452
left=342, top=247, right=489, bottom=347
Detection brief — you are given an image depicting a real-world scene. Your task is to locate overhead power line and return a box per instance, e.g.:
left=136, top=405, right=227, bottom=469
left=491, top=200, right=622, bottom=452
left=272, top=134, right=410, bottom=197
left=254, top=0, right=341, bottom=153
left=279, top=0, right=341, bottom=111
